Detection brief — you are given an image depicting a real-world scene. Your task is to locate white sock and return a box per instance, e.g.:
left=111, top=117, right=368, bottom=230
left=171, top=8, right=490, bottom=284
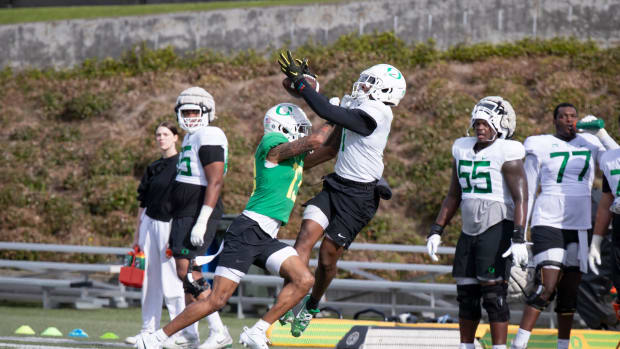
left=154, top=329, right=169, bottom=342
left=557, top=338, right=569, bottom=349
left=459, top=343, right=475, bottom=349
left=492, top=345, right=507, bottom=349
left=251, top=319, right=271, bottom=333
left=511, top=328, right=531, bottom=349
left=206, top=312, right=224, bottom=332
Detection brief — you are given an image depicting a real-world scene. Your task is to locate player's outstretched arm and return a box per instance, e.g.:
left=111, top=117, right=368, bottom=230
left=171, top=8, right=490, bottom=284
left=298, top=86, right=376, bottom=136
left=278, top=50, right=376, bottom=135
left=304, top=125, right=342, bottom=170
left=266, top=123, right=333, bottom=164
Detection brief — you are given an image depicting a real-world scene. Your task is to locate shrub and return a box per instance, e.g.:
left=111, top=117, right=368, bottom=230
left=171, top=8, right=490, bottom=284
left=87, top=140, right=139, bottom=177
left=42, top=195, right=77, bottom=235
left=59, top=92, right=112, bottom=121
left=85, top=175, right=138, bottom=216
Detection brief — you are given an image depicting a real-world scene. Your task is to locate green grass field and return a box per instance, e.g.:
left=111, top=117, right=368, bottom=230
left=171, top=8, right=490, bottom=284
left=0, top=303, right=321, bottom=348
left=0, top=0, right=345, bottom=25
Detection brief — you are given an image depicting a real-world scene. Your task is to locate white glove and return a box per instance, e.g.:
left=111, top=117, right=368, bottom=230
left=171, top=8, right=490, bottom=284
left=611, top=197, right=620, bottom=214
left=579, top=115, right=619, bottom=150
left=588, top=234, right=603, bottom=275
left=502, top=241, right=529, bottom=268
left=340, top=94, right=355, bottom=109
left=190, top=205, right=213, bottom=247
left=135, top=329, right=167, bottom=349
left=426, top=234, right=441, bottom=262
left=329, top=97, right=340, bottom=106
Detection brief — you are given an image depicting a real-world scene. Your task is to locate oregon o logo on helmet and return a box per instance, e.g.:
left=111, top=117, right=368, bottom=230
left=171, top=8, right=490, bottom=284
left=276, top=105, right=293, bottom=116
left=387, top=67, right=402, bottom=79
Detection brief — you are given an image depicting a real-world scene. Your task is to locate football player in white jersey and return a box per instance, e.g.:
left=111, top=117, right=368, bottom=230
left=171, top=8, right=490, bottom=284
left=426, top=96, right=528, bottom=349
left=278, top=51, right=405, bottom=337
left=166, top=87, right=231, bottom=349
left=586, top=114, right=620, bottom=322
left=510, top=103, right=606, bottom=349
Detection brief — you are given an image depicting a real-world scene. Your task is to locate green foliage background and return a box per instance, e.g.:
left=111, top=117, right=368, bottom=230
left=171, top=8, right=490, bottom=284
left=1, top=34, right=619, bottom=270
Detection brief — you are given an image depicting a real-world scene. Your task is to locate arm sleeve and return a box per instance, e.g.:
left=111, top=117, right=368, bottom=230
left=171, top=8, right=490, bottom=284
left=298, top=80, right=377, bottom=136
left=198, top=145, right=225, bottom=167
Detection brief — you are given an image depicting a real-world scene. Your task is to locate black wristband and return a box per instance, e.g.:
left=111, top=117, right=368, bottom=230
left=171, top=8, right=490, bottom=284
left=511, top=225, right=525, bottom=243
left=428, top=223, right=444, bottom=238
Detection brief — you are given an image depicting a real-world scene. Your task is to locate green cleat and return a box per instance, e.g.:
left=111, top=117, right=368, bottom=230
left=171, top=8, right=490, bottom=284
left=279, top=309, right=294, bottom=326
left=291, top=296, right=320, bottom=337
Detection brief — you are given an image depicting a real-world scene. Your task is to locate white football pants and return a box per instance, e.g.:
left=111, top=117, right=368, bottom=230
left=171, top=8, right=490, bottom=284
left=138, top=213, right=199, bottom=338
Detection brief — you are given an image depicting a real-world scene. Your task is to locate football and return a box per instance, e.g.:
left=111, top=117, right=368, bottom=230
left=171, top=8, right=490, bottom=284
left=282, top=74, right=319, bottom=98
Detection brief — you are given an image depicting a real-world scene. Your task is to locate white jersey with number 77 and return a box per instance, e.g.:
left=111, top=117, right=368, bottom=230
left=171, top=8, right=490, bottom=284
left=524, top=133, right=605, bottom=230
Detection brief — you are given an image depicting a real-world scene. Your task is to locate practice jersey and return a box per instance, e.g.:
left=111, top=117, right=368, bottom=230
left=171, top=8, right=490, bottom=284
left=175, top=126, right=228, bottom=186
left=244, top=132, right=306, bottom=233
left=453, top=137, right=525, bottom=203
left=524, top=133, right=605, bottom=229
left=334, top=98, right=392, bottom=182
left=600, top=148, right=620, bottom=199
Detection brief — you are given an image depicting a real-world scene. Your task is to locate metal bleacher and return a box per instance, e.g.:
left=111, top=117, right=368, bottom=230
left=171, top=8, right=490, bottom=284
left=0, top=239, right=457, bottom=315
left=0, top=239, right=559, bottom=326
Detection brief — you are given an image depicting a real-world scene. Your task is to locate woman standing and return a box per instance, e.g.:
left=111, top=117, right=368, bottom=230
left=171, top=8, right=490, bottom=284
left=125, top=122, right=199, bottom=347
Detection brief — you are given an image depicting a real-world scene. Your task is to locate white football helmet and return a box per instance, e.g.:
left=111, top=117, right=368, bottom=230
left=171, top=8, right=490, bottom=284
left=351, top=64, right=406, bottom=106
left=175, top=87, right=215, bottom=133
left=264, top=103, right=312, bottom=142
left=470, top=96, right=516, bottom=140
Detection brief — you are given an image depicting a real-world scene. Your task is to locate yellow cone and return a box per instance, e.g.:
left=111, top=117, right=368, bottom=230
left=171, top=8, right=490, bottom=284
left=41, top=327, right=63, bottom=336
left=14, top=325, right=35, bottom=335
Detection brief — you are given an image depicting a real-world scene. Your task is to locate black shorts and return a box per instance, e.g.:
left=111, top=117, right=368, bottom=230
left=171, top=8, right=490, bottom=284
left=452, top=220, right=513, bottom=282
left=530, top=226, right=579, bottom=255
left=217, top=214, right=292, bottom=276
left=304, top=173, right=379, bottom=249
left=170, top=199, right=223, bottom=259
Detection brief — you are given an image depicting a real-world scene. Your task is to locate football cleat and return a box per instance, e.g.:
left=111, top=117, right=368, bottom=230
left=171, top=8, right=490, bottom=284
left=291, top=295, right=320, bottom=337
left=162, top=333, right=199, bottom=349
left=239, top=326, right=270, bottom=349
left=198, top=327, right=232, bottom=349
left=278, top=309, right=294, bottom=326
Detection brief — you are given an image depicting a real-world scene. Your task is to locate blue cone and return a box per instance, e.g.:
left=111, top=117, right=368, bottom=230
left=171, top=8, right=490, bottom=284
left=68, top=328, right=89, bottom=338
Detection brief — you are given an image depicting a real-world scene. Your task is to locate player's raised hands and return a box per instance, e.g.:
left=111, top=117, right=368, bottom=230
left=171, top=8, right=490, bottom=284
left=278, top=50, right=305, bottom=82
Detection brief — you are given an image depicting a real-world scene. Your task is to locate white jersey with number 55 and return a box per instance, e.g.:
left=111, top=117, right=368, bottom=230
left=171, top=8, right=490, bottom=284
left=524, top=133, right=605, bottom=229
left=175, top=126, right=228, bottom=186
left=453, top=137, right=525, bottom=204
left=600, top=148, right=620, bottom=199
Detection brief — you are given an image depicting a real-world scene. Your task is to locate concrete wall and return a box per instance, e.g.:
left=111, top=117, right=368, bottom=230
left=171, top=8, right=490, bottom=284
left=1, top=0, right=619, bottom=69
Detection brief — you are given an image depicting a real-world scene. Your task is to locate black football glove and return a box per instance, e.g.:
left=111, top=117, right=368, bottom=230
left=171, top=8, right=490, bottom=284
left=278, top=50, right=305, bottom=84
left=295, top=58, right=317, bottom=79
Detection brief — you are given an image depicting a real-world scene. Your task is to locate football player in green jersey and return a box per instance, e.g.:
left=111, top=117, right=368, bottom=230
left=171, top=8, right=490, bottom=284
left=135, top=103, right=340, bottom=349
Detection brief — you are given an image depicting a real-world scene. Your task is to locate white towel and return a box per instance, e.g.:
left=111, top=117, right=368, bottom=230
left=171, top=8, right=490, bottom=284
left=578, top=230, right=588, bottom=273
